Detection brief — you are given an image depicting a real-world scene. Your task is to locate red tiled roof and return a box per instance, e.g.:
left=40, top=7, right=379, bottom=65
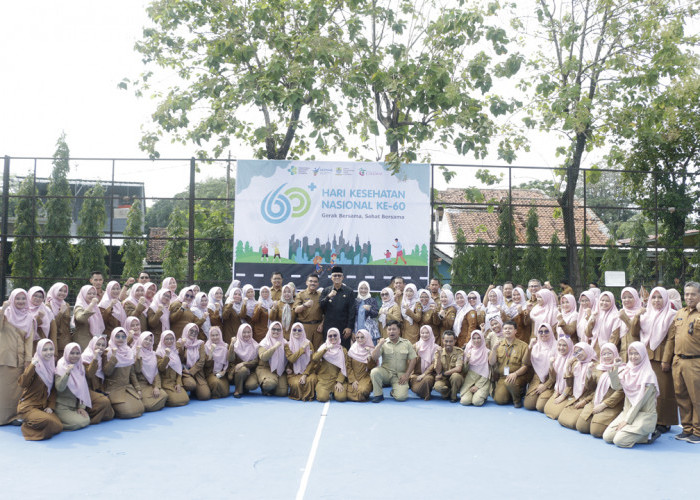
left=437, top=188, right=610, bottom=246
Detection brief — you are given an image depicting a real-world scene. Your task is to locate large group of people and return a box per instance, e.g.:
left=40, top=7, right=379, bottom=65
left=1, top=267, right=699, bottom=449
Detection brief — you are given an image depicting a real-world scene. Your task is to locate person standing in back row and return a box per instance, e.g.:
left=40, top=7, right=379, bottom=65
left=319, top=267, right=356, bottom=350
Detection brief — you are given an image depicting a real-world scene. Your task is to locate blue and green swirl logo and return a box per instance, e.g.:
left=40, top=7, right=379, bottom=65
left=261, top=184, right=311, bottom=224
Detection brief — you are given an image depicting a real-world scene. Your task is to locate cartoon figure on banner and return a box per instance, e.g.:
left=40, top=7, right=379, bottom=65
left=384, top=249, right=392, bottom=263
left=330, top=252, right=337, bottom=266
left=273, top=242, right=281, bottom=262
left=261, top=242, right=269, bottom=262
left=313, top=255, right=324, bottom=274
left=393, top=238, right=407, bottom=265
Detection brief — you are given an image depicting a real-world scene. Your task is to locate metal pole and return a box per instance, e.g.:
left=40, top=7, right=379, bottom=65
left=1, top=156, right=10, bottom=299
left=508, top=166, right=512, bottom=281
left=30, top=159, right=37, bottom=284
left=429, top=163, right=434, bottom=284
left=188, top=158, right=196, bottom=284
left=583, top=172, right=587, bottom=285
left=654, top=171, right=659, bottom=284
left=109, top=160, right=115, bottom=279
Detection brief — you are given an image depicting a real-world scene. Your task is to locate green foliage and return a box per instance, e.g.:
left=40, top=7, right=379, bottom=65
left=129, top=0, right=350, bottom=160
left=194, top=207, right=233, bottom=284
left=341, top=0, right=523, bottom=166
left=475, top=169, right=504, bottom=186
left=161, top=208, right=187, bottom=282
left=516, top=179, right=558, bottom=198
left=41, top=133, right=74, bottom=285
left=545, top=233, right=564, bottom=284
left=576, top=170, right=636, bottom=235
left=577, top=231, right=598, bottom=287
left=145, top=176, right=234, bottom=232
left=598, top=233, right=624, bottom=283
left=610, top=73, right=700, bottom=285
left=119, top=199, right=146, bottom=280
left=75, top=184, right=108, bottom=279
left=451, top=229, right=493, bottom=289
left=494, top=196, right=515, bottom=283
left=518, top=206, right=545, bottom=283
left=523, top=0, right=695, bottom=289
left=9, top=176, right=40, bottom=289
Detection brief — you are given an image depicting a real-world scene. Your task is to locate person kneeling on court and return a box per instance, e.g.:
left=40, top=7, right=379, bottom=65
left=489, top=320, right=530, bottom=408
left=311, top=328, right=349, bottom=402
left=433, top=331, right=464, bottom=402
left=370, top=320, right=417, bottom=402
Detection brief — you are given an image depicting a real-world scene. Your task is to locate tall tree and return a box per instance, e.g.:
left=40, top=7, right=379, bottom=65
left=9, top=176, right=40, bottom=289
left=161, top=208, right=188, bottom=282
left=545, top=233, right=564, bottom=286
left=194, top=207, right=233, bottom=284
left=494, top=195, right=516, bottom=283
left=127, top=0, right=349, bottom=160
left=41, top=133, right=74, bottom=285
left=627, top=218, right=651, bottom=287
left=610, top=73, right=700, bottom=285
left=343, top=0, right=523, bottom=168
left=75, top=184, right=109, bottom=279
left=119, top=199, right=147, bottom=280
left=518, top=206, right=545, bottom=284
left=523, top=0, right=692, bottom=290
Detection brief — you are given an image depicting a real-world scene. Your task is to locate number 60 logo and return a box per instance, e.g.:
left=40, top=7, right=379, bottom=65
left=260, top=184, right=311, bottom=224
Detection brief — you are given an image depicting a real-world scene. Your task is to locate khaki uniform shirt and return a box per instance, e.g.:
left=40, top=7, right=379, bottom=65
left=293, top=289, right=323, bottom=323
left=433, top=346, right=464, bottom=373
left=379, top=337, right=417, bottom=375
left=494, top=338, right=529, bottom=377
left=670, top=306, right=700, bottom=357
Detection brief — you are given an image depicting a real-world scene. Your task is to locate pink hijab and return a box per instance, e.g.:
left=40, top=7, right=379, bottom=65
left=205, top=327, right=229, bottom=373
left=32, top=338, right=56, bottom=392
left=125, top=316, right=141, bottom=344
left=401, top=284, right=419, bottom=325
left=464, top=330, right=490, bottom=379
left=530, top=289, right=558, bottom=332
left=3, top=288, right=36, bottom=339
left=75, top=285, right=105, bottom=337
left=530, top=323, right=556, bottom=382
left=46, top=282, right=68, bottom=317
left=155, top=330, right=182, bottom=375
left=233, top=324, right=259, bottom=362
left=552, top=336, right=574, bottom=394
left=348, top=328, right=375, bottom=364
left=56, top=342, right=91, bottom=406
left=415, top=325, right=439, bottom=373
left=619, top=287, right=643, bottom=337
left=619, top=341, right=659, bottom=406
left=180, top=323, right=204, bottom=369
left=572, top=342, right=597, bottom=399
left=321, top=328, right=347, bottom=377
left=161, top=277, right=177, bottom=294
left=177, top=286, right=195, bottom=306
left=149, top=289, right=171, bottom=330
left=81, top=335, right=106, bottom=380
left=27, top=286, right=54, bottom=340
left=590, top=291, right=621, bottom=348
left=593, top=343, right=619, bottom=406
left=134, top=332, right=158, bottom=384
left=107, top=327, right=135, bottom=368
left=143, top=282, right=158, bottom=309
left=259, top=321, right=287, bottom=375
left=288, top=322, right=312, bottom=374
left=639, top=287, right=676, bottom=351
left=125, top=284, right=147, bottom=316
left=99, top=281, right=127, bottom=326
left=452, top=290, right=471, bottom=333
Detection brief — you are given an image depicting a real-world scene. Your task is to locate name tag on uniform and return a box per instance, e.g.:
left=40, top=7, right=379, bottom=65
left=504, top=366, right=510, bottom=376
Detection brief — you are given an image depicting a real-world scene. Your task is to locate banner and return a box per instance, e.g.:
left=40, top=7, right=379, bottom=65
left=233, top=160, right=431, bottom=290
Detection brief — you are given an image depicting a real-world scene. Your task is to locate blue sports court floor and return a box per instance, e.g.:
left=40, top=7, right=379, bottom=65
left=0, top=387, right=693, bottom=499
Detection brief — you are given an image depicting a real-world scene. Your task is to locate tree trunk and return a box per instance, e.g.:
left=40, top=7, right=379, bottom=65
left=558, top=131, right=588, bottom=293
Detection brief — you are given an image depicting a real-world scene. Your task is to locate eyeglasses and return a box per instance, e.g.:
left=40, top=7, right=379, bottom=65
left=331, top=274, right=343, bottom=278
left=468, top=297, right=477, bottom=300
left=537, top=330, right=549, bottom=335
left=185, top=294, right=193, bottom=299
left=271, top=327, right=282, bottom=332
left=292, top=328, right=303, bottom=332
left=327, top=334, right=339, bottom=338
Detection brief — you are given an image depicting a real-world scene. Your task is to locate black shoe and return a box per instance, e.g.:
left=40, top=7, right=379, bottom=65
left=233, top=393, right=242, bottom=399
left=371, top=395, right=384, bottom=403
left=687, top=435, right=700, bottom=444
left=648, top=430, right=662, bottom=444
left=9, top=419, right=22, bottom=426
left=656, top=424, right=671, bottom=434
left=675, top=432, right=692, bottom=441
left=513, top=400, right=523, bottom=409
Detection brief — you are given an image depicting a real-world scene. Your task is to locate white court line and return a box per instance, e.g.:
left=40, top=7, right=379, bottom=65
left=295, top=401, right=330, bottom=500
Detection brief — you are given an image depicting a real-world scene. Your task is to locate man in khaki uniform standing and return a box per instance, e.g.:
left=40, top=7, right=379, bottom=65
left=293, top=274, right=324, bottom=349
left=433, top=331, right=464, bottom=402
left=370, top=321, right=416, bottom=402
left=489, top=320, right=530, bottom=408
left=670, top=281, right=700, bottom=443
left=269, top=272, right=284, bottom=301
